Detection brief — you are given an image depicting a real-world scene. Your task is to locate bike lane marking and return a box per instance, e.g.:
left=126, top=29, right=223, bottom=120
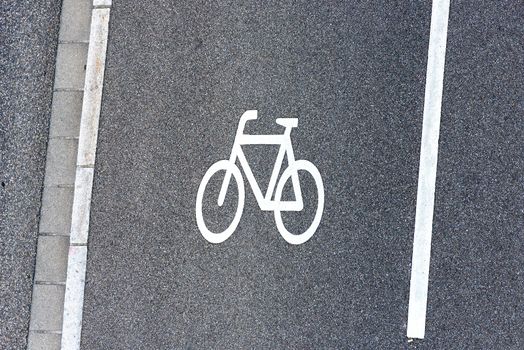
left=80, top=2, right=432, bottom=347
left=195, top=110, right=325, bottom=245
left=61, top=2, right=111, bottom=349
left=407, top=0, right=450, bottom=339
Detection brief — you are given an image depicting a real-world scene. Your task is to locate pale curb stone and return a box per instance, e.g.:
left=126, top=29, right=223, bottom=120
left=35, top=236, right=70, bottom=283
left=54, top=43, right=88, bottom=90
left=39, top=186, right=74, bottom=234
left=29, top=0, right=111, bottom=348
left=50, top=91, right=83, bottom=138
left=77, top=8, right=110, bottom=167
left=44, top=138, right=78, bottom=187
left=59, top=0, right=92, bottom=42
left=29, top=285, right=65, bottom=331
left=27, top=332, right=61, bottom=350
left=70, top=167, right=94, bottom=244
left=61, top=246, right=87, bottom=350
left=61, top=7, right=111, bottom=350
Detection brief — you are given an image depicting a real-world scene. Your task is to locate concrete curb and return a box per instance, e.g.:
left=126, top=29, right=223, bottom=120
left=27, top=1, right=111, bottom=349
left=61, top=4, right=111, bottom=350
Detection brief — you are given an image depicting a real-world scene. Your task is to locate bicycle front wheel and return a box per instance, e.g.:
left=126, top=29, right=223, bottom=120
left=274, top=160, right=324, bottom=245
left=196, top=160, right=245, bottom=243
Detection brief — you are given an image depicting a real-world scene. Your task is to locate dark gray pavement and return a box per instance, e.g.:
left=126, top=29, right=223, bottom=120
left=82, top=1, right=522, bottom=349
left=428, top=1, right=524, bottom=348
left=0, top=0, right=62, bottom=348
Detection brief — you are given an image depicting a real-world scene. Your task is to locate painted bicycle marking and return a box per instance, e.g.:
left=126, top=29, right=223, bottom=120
left=196, top=110, right=324, bottom=245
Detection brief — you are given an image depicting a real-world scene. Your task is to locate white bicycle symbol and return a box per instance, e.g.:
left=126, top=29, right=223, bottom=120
left=196, top=110, right=324, bottom=245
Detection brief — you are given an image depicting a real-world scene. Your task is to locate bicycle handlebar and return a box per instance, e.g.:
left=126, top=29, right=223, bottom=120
left=236, top=110, right=258, bottom=136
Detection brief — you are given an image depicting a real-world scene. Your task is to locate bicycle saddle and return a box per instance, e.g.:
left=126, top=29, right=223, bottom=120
left=276, top=118, right=298, bottom=128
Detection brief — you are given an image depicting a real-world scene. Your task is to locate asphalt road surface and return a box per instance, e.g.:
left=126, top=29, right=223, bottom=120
left=0, top=1, right=61, bottom=348
left=82, top=1, right=523, bottom=349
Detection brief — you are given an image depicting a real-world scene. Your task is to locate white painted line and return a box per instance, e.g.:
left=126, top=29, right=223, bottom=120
left=407, top=0, right=450, bottom=339
left=61, top=5, right=110, bottom=350
left=93, top=0, right=112, bottom=7
left=77, top=8, right=110, bottom=167
left=61, top=246, right=87, bottom=349
left=70, top=167, right=94, bottom=244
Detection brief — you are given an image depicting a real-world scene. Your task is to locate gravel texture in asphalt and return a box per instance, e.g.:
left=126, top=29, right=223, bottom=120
left=0, top=1, right=61, bottom=347
left=81, top=1, right=523, bottom=349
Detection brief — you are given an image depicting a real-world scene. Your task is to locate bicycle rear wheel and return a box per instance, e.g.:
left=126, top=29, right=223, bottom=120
left=196, top=160, right=244, bottom=243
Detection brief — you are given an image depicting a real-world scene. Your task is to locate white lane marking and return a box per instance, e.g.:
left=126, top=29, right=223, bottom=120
left=61, top=6, right=110, bottom=350
left=61, top=246, right=87, bottom=349
left=70, top=167, right=94, bottom=244
left=407, top=0, right=450, bottom=339
left=93, top=0, right=112, bottom=7
left=76, top=8, right=110, bottom=168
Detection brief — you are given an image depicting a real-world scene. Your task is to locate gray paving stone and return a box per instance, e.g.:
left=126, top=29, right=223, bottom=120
left=39, top=186, right=74, bottom=234
left=27, top=332, right=61, bottom=350
left=59, top=0, right=92, bottom=42
left=29, top=285, right=65, bottom=331
left=50, top=91, right=83, bottom=138
left=34, top=236, right=69, bottom=283
left=54, top=43, right=88, bottom=90
left=43, top=138, right=78, bottom=187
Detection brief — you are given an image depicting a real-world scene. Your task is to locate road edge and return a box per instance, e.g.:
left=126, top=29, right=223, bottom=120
left=26, top=0, right=94, bottom=348
left=61, top=2, right=112, bottom=349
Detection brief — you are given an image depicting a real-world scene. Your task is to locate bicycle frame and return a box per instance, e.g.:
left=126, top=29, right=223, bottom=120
left=217, top=118, right=303, bottom=212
